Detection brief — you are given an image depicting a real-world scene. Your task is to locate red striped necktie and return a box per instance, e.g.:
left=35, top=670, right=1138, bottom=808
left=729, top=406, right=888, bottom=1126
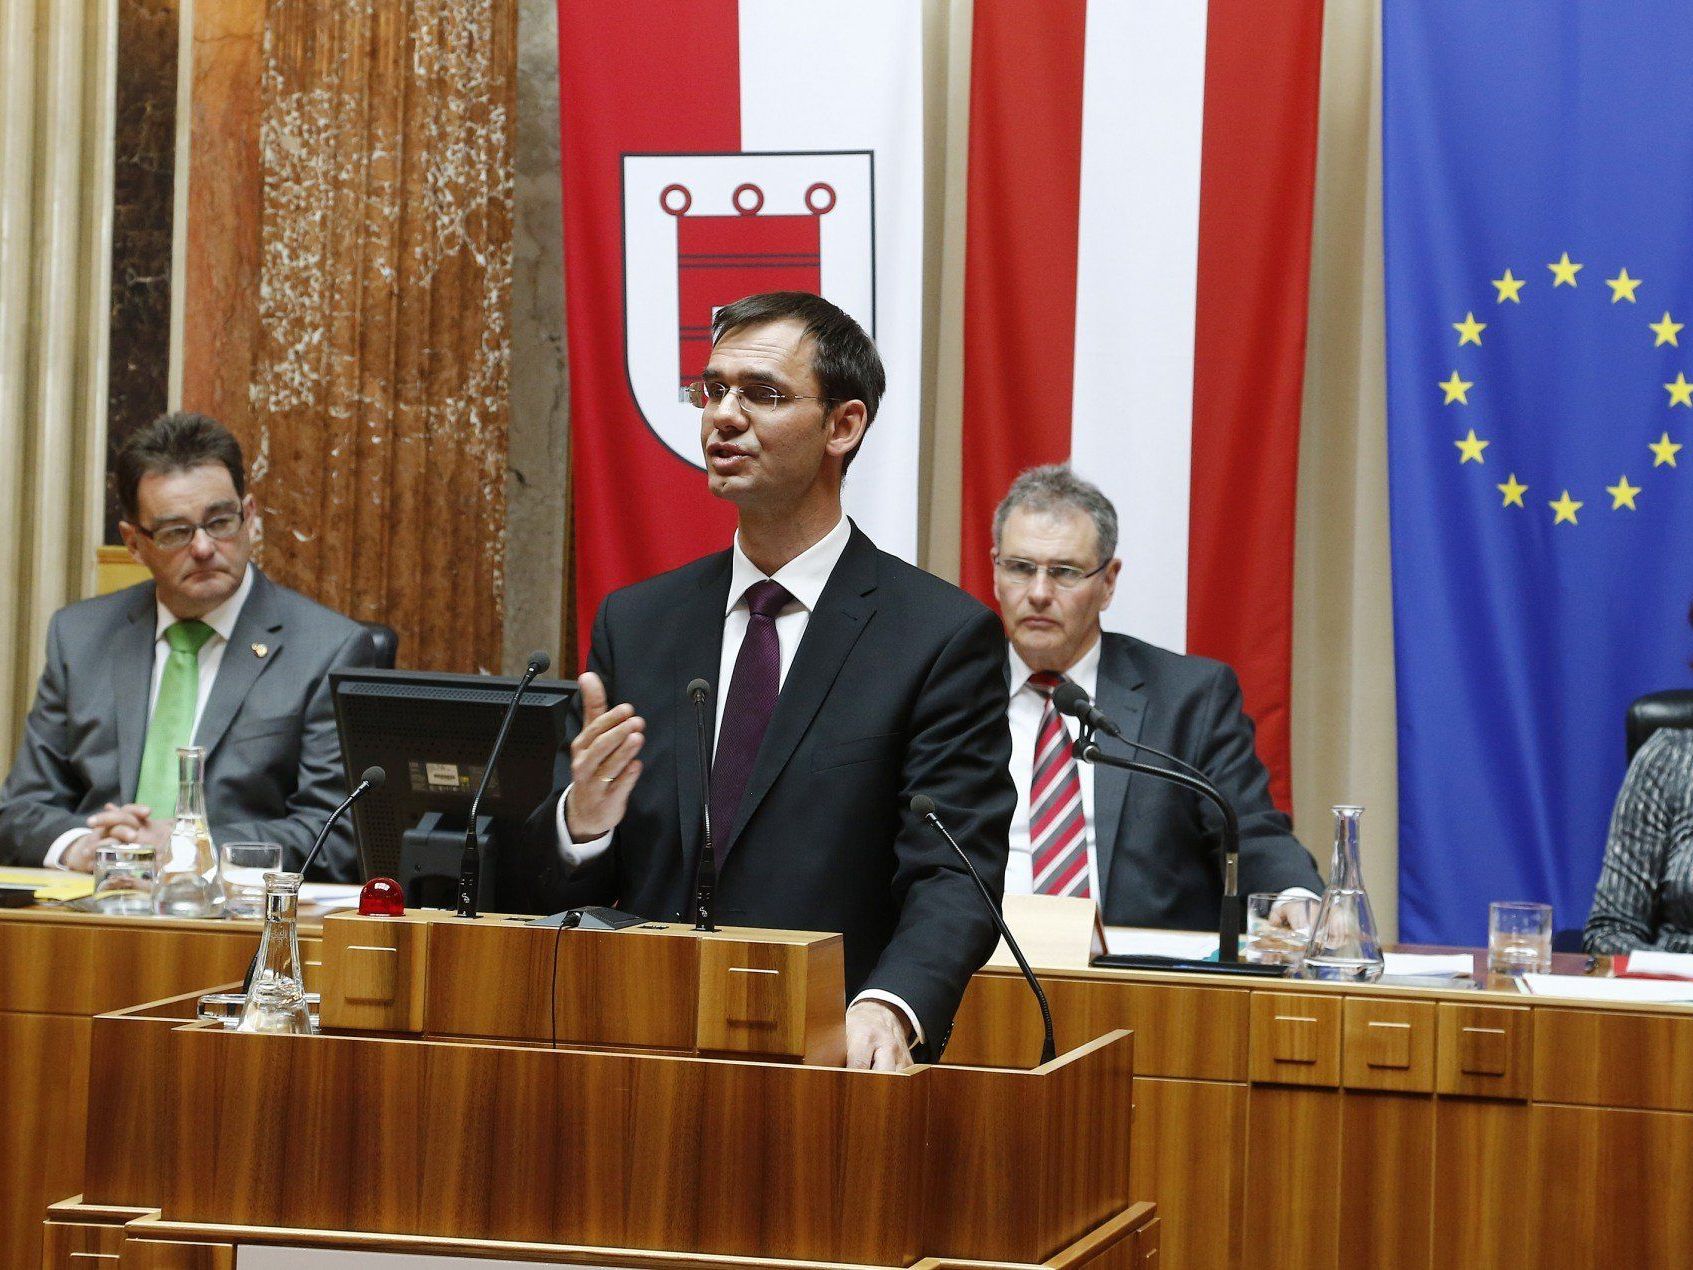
left=1027, top=671, right=1089, bottom=898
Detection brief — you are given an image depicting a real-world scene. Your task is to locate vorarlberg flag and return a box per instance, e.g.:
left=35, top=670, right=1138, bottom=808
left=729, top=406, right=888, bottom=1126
left=557, top=0, right=924, bottom=660
left=1385, top=2, right=1693, bottom=943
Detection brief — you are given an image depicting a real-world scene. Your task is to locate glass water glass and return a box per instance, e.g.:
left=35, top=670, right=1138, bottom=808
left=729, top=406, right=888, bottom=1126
left=1488, top=901, right=1552, bottom=975
left=1244, top=892, right=1319, bottom=966
left=220, top=842, right=284, bottom=919
left=92, top=844, right=157, bottom=915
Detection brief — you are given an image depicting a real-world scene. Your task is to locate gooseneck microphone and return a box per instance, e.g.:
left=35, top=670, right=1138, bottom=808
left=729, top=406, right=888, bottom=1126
left=244, top=764, right=386, bottom=993
left=911, top=794, right=1056, bottom=1067
left=1051, top=681, right=1209, bottom=783
left=456, top=650, right=551, bottom=919
left=1051, top=682, right=1251, bottom=967
left=687, top=678, right=717, bottom=931
left=299, top=765, right=386, bottom=878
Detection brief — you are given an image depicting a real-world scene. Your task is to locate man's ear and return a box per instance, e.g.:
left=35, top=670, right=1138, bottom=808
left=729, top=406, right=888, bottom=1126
left=117, top=520, right=142, bottom=564
left=1098, top=558, right=1123, bottom=612
left=825, top=399, right=869, bottom=460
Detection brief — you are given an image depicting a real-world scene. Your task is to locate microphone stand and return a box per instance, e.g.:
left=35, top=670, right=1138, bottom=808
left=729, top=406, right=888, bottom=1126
left=456, top=655, right=549, bottom=919
left=1074, top=725, right=1272, bottom=975
left=687, top=679, right=717, bottom=932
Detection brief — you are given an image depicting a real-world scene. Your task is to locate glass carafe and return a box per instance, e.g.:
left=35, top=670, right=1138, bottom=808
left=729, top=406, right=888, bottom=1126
left=153, top=746, right=223, bottom=918
left=1295, top=804, right=1385, bottom=982
left=235, top=872, right=312, bottom=1034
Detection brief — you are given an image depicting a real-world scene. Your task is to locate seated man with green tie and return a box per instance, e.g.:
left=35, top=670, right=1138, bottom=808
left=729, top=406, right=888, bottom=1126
left=0, top=412, right=378, bottom=878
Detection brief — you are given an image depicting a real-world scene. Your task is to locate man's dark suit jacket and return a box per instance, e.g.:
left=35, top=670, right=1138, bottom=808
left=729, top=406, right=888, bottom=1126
left=1079, top=632, right=1322, bottom=928
left=0, top=569, right=378, bottom=879
left=523, top=525, right=1016, bottom=1052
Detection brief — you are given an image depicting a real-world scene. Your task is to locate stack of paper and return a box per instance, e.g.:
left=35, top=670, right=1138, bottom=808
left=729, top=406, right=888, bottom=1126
left=1614, top=950, right=1693, bottom=980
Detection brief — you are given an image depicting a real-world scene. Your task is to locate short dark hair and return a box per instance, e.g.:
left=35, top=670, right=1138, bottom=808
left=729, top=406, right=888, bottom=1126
left=114, top=412, right=246, bottom=522
left=710, top=291, right=886, bottom=473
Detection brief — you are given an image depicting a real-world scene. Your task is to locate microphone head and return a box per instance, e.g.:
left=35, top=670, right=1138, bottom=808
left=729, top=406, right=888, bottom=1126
left=360, top=765, right=387, bottom=788
left=1051, top=680, right=1091, bottom=718
left=686, top=678, right=712, bottom=702
left=909, top=794, right=936, bottom=817
left=526, top=650, right=551, bottom=675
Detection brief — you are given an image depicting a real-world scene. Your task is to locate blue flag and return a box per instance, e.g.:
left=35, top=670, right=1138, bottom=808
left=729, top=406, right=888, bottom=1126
left=1384, top=4, right=1693, bottom=945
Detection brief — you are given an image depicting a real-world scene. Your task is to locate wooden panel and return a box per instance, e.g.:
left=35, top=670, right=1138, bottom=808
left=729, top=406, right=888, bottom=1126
left=166, top=1026, right=931, bottom=1262
left=1248, top=991, right=1341, bottom=1088
left=696, top=934, right=845, bottom=1063
left=1130, top=1077, right=1245, bottom=1270
left=922, top=1032, right=1134, bottom=1262
left=1531, top=1104, right=1693, bottom=1270
left=1533, top=1006, right=1693, bottom=1111
left=1437, top=1002, right=1532, bottom=1100
left=318, top=911, right=429, bottom=1033
left=947, top=971, right=1248, bottom=1081
left=82, top=1011, right=202, bottom=1209
left=1432, top=1098, right=1535, bottom=1265
left=1243, top=1085, right=1339, bottom=1269
left=0, top=1013, right=89, bottom=1270
left=1044, top=1201, right=1160, bottom=1270
left=1342, top=997, right=1435, bottom=1093
left=123, top=1239, right=234, bottom=1269
left=1337, top=1093, right=1433, bottom=1270
left=0, top=912, right=262, bottom=1016
left=40, top=1218, right=126, bottom=1267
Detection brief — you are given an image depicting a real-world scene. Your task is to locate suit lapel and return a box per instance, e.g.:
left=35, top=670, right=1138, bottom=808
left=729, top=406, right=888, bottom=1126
left=722, top=529, right=877, bottom=853
left=1091, top=636, right=1146, bottom=903
left=115, top=585, right=160, bottom=801
left=195, top=571, right=284, bottom=759
left=673, top=554, right=732, bottom=871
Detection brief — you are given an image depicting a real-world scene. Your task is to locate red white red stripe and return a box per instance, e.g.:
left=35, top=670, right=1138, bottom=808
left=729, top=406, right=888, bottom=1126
left=960, top=0, right=1324, bottom=809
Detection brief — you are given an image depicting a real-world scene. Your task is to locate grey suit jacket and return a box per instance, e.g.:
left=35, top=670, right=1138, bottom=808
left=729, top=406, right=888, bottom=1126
left=1071, top=632, right=1323, bottom=928
left=0, top=568, right=378, bottom=879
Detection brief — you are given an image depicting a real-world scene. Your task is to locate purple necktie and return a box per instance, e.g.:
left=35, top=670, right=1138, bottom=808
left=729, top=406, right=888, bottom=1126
left=711, top=579, right=793, bottom=846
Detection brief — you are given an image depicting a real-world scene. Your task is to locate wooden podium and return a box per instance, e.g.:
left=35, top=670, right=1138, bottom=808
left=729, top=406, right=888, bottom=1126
left=44, top=914, right=1158, bottom=1267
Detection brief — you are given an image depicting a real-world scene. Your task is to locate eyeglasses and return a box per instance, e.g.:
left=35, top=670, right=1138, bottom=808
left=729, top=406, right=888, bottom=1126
left=680, top=380, right=833, bottom=412
left=132, top=509, right=245, bottom=553
left=993, top=554, right=1111, bottom=589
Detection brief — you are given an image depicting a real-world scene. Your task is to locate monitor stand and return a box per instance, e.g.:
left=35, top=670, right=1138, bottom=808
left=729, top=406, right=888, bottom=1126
left=398, top=811, right=495, bottom=911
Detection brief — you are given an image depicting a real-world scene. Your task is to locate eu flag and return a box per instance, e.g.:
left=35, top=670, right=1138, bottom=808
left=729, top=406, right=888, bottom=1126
left=1385, top=4, right=1693, bottom=945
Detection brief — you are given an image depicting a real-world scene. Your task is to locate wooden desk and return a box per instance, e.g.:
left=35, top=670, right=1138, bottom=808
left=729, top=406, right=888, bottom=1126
left=945, top=956, right=1693, bottom=1270
left=0, top=905, right=323, bottom=1270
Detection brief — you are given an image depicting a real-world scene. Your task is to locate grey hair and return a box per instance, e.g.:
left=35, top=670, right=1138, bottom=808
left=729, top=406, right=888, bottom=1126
left=992, top=464, right=1119, bottom=563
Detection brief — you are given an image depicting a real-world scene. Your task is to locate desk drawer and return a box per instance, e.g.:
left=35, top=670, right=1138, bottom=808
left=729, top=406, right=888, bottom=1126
left=1533, top=1007, right=1693, bottom=1111
left=1250, top=991, right=1342, bottom=1087
left=1343, top=997, right=1437, bottom=1093
left=1437, top=1002, right=1532, bottom=1100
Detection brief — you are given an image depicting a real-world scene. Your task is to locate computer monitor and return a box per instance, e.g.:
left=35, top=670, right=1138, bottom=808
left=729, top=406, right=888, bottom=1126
left=330, top=667, right=577, bottom=911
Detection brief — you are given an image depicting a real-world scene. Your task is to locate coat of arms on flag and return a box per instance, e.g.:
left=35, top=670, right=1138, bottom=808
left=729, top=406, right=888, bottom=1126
left=621, top=151, right=876, bottom=469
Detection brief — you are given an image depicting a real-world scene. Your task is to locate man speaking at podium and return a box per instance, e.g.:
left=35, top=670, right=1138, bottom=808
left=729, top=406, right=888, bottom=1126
left=530, top=292, right=1014, bottom=1069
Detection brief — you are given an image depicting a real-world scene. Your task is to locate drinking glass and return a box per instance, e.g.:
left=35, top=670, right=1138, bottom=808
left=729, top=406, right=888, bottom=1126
left=1488, top=901, right=1552, bottom=975
left=1244, top=892, right=1319, bottom=966
left=220, top=842, right=284, bottom=919
left=91, top=844, right=156, bottom=915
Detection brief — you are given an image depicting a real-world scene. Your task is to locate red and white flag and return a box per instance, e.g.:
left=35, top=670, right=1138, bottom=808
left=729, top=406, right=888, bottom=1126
left=559, top=0, right=925, bottom=658
left=960, top=0, right=1324, bottom=808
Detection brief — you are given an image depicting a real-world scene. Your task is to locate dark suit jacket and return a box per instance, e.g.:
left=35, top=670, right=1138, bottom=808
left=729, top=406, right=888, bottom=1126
left=0, top=569, right=378, bottom=878
left=1079, top=632, right=1322, bottom=928
left=522, top=525, right=1016, bottom=1051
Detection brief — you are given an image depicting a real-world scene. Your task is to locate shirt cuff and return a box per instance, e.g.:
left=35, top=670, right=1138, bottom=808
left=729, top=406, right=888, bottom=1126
left=555, top=787, right=614, bottom=868
left=1280, top=886, right=1321, bottom=902
left=850, top=989, right=926, bottom=1049
left=42, top=827, right=87, bottom=870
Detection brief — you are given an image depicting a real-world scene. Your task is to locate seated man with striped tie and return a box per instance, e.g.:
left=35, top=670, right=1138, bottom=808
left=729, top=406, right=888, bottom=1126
left=992, top=465, right=1321, bottom=925
left=0, top=412, right=378, bottom=878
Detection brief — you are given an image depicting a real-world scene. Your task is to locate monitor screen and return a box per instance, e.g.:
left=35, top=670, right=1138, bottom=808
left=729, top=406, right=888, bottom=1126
left=330, top=668, right=577, bottom=909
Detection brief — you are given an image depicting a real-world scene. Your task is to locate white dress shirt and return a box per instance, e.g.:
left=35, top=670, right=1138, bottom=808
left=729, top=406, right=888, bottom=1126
left=44, top=566, right=255, bottom=867
left=1006, top=637, right=1106, bottom=901
left=552, top=517, right=924, bottom=1042
left=1004, top=633, right=1317, bottom=915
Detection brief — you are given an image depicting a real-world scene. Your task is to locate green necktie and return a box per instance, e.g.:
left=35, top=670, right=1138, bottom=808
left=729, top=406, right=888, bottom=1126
left=134, top=619, right=217, bottom=817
